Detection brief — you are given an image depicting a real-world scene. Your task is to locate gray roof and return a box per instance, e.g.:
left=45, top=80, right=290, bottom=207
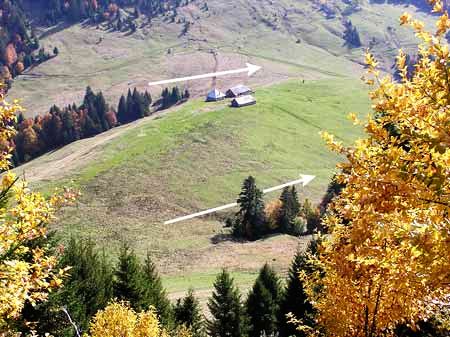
left=232, top=95, right=256, bottom=106
left=227, top=84, right=252, bottom=96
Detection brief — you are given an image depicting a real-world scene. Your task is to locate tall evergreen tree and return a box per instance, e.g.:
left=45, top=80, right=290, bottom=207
left=174, top=289, right=205, bottom=337
left=126, top=88, right=134, bottom=122
left=117, top=94, right=127, bottom=124
left=234, top=176, right=267, bottom=240
left=246, top=264, right=282, bottom=337
left=113, top=244, right=144, bottom=310
left=21, top=238, right=115, bottom=336
left=207, top=270, right=247, bottom=337
left=133, top=88, right=145, bottom=119
left=141, top=253, right=172, bottom=326
left=278, top=248, right=314, bottom=337
left=278, top=186, right=300, bottom=234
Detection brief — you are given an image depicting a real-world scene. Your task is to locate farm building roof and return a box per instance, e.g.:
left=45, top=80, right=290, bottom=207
left=206, top=89, right=226, bottom=101
left=226, top=84, right=252, bottom=97
left=231, top=95, right=256, bottom=107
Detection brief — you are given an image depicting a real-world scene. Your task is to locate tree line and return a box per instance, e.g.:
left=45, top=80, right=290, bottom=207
left=0, top=0, right=53, bottom=88
left=12, top=237, right=321, bottom=337
left=38, top=0, right=195, bottom=26
left=228, top=176, right=321, bottom=241
left=10, top=85, right=188, bottom=165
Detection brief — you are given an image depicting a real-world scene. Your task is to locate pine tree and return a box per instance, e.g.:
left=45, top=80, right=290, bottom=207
left=246, top=264, right=282, bottom=337
left=278, top=186, right=300, bottom=234
left=207, top=270, right=247, bottom=337
left=126, top=88, right=134, bottom=122
left=113, top=244, right=145, bottom=311
left=174, top=289, right=205, bottom=337
left=117, top=94, right=127, bottom=124
left=133, top=88, right=145, bottom=119
left=24, top=238, right=115, bottom=336
left=141, top=253, right=172, bottom=326
left=234, top=176, right=267, bottom=240
left=278, top=247, right=315, bottom=337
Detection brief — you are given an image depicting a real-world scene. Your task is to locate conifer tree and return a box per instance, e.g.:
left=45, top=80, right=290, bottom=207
left=113, top=244, right=144, bottom=311
left=117, top=94, right=127, bottom=124
left=141, top=253, right=172, bottom=326
left=278, top=186, right=300, bottom=234
left=126, top=89, right=134, bottom=122
left=207, top=270, right=247, bottom=337
left=24, top=238, right=115, bottom=336
left=246, top=264, right=282, bottom=337
left=234, top=176, right=267, bottom=240
left=278, top=246, right=315, bottom=337
left=174, top=289, right=205, bottom=337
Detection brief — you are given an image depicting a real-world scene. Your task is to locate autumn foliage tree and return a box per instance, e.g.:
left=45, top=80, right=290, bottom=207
left=86, top=300, right=161, bottom=337
left=0, top=92, right=74, bottom=331
left=304, top=1, right=450, bottom=336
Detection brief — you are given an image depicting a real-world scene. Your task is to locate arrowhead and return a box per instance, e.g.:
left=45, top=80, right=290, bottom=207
left=300, top=174, right=316, bottom=186
left=246, top=63, right=262, bottom=77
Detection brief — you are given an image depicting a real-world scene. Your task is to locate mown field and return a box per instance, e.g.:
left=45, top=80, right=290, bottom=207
left=17, top=78, right=371, bottom=302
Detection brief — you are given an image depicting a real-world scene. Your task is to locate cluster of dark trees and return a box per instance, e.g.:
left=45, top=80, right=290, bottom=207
left=37, top=0, right=194, bottom=26
left=12, top=86, right=117, bottom=165
left=229, top=176, right=321, bottom=241
left=161, top=86, right=190, bottom=109
left=15, top=240, right=172, bottom=336
left=343, top=19, right=362, bottom=48
left=0, top=0, right=54, bottom=88
left=14, top=237, right=320, bottom=337
left=11, top=85, right=187, bottom=166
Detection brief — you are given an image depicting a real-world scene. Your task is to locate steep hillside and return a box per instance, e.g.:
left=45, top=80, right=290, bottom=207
left=16, top=78, right=370, bottom=300
left=6, top=0, right=439, bottom=301
left=8, top=0, right=435, bottom=117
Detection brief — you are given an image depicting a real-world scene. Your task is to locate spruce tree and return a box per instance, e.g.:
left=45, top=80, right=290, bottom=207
left=207, top=270, right=246, bottom=337
left=278, top=186, right=300, bottom=234
left=117, top=94, right=127, bottom=124
left=234, top=176, right=267, bottom=240
left=133, top=88, right=145, bottom=119
left=278, top=248, right=314, bottom=337
left=113, top=244, right=145, bottom=311
left=141, top=253, right=172, bottom=326
left=246, top=264, right=282, bottom=337
left=174, top=289, right=205, bottom=337
left=126, top=89, right=133, bottom=122
left=24, top=238, right=115, bottom=336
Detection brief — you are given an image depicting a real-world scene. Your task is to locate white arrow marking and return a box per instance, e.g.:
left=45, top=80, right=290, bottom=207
left=148, top=63, right=262, bottom=86
left=164, top=174, right=315, bottom=225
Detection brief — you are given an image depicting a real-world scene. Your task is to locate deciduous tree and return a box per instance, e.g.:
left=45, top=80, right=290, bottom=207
left=305, top=2, right=450, bottom=336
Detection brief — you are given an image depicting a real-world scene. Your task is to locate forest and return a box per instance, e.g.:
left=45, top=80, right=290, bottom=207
left=9, top=85, right=187, bottom=165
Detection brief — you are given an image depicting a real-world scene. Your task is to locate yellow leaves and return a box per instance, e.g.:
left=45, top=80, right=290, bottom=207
left=432, top=0, right=444, bottom=13
left=0, top=95, right=74, bottom=330
left=306, top=5, right=450, bottom=337
left=87, top=301, right=161, bottom=337
left=365, top=51, right=378, bottom=72
left=436, top=12, right=450, bottom=36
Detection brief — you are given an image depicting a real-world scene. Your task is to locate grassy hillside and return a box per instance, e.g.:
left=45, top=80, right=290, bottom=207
left=8, top=0, right=434, bottom=117
left=7, top=0, right=437, bottom=305
left=17, top=78, right=370, bottom=301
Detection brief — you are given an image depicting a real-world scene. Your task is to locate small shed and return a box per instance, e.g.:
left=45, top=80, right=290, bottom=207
left=226, top=84, right=252, bottom=98
left=231, top=95, right=256, bottom=108
left=206, top=89, right=226, bottom=102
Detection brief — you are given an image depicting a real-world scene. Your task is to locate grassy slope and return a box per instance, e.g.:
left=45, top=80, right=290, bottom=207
left=18, top=78, right=370, bottom=299
left=8, top=0, right=435, bottom=302
left=8, top=0, right=432, bottom=117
